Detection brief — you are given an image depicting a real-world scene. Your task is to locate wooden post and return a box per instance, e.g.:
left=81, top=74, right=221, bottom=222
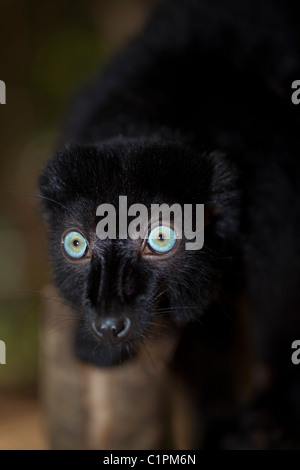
left=40, top=285, right=196, bottom=449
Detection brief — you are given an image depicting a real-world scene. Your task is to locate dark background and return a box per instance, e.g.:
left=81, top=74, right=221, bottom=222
left=0, top=0, right=159, bottom=449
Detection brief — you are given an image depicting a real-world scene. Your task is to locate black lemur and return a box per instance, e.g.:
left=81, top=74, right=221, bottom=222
left=39, top=0, right=300, bottom=449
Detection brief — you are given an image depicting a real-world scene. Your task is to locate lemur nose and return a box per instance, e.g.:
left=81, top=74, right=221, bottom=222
left=92, top=316, right=131, bottom=343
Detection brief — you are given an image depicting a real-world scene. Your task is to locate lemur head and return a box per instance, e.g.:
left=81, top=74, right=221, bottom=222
left=39, top=136, right=238, bottom=366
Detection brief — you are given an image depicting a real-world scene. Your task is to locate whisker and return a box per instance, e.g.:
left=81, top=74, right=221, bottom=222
left=155, top=306, right=201, bottom=312
left=0, top=189, right=86, bottom=230
left=17, top=288, right=86, bottom=317
left=141, top=337, right=157, bottom=372
left=0, top=189, right=69, bottom=213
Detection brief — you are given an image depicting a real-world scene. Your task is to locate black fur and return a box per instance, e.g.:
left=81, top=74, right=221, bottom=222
left=39, top=0, right=300, bottom=448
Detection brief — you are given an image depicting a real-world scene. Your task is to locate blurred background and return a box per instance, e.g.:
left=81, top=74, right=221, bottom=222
left=0, top=0, right=159, bottom=449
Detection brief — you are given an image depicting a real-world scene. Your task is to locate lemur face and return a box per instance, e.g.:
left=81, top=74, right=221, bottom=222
left=39, top=138, right=238, bottom=365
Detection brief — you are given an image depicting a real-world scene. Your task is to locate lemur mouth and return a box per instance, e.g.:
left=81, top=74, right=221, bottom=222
left=75, top=317, right=138, bottom=367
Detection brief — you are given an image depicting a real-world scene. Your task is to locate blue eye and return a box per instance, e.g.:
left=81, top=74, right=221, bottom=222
left=63, top=231, right=88, bottom=259
left=148, top=226, right=177, bottom=253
